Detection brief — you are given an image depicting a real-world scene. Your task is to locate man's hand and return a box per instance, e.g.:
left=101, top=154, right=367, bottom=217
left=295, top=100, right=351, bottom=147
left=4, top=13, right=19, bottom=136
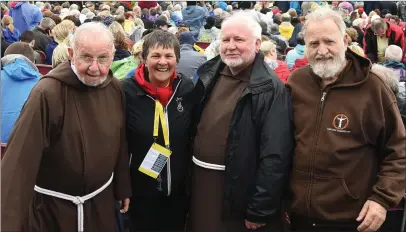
left=356, top=200, right=387, bottom=232
left=245, top=220, right=266, bottom=230
left=118, top=198, right=130, bottom=213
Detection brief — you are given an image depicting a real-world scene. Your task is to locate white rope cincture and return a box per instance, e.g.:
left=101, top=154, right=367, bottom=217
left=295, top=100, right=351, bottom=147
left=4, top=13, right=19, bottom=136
left=34, top=173, right=114, bottom=232
left=192, top=156, right=226, bottom=171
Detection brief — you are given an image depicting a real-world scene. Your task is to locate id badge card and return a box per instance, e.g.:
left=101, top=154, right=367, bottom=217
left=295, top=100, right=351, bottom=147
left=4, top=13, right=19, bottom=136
left=139, top=143, right=172, bottom=179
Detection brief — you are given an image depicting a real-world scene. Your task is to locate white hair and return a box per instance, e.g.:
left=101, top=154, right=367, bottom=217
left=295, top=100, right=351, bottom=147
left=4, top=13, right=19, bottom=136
left=385, top=45, right=403, bottom=62
left=213, top=8, right=223, bottom=16
left=221, top=11, right=262, bottom=40
left=173, top=4, right=181, bottom=11
left=81, top=8, right=90, bottom=15
left=71, top=22, right=115, bottom=53
left=352, top=18, right=363, bottom=27
left=69, top=9, right=80, bottom=18
left=69, top=4, right=79, bottom=11
left=304, top=7, right=346, bottom=38
left=133, top=6, right=141, bottom=12
left=226, top=5, right=233, bottom=12
left=371, top=64, right=400, bottom=94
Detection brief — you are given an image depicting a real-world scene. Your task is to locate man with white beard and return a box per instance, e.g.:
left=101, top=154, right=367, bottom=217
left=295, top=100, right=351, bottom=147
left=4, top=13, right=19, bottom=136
left=189, top=11, right=294, bottom=232
left=286, top=7, right=406, bottom=232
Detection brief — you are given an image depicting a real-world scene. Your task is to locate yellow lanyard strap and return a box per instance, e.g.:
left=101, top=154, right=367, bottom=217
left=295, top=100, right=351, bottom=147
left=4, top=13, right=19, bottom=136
left=153, top=101, right=170, bottom=147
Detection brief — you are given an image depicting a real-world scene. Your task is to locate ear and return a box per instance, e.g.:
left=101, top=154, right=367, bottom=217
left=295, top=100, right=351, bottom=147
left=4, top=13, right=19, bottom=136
left=343, top=34, right=349, bottom=46
left=255, top=39, right=261, bottom=53
left=68, top=47, right=74, bottom=63
left=30, top=40, right=35, bottom=47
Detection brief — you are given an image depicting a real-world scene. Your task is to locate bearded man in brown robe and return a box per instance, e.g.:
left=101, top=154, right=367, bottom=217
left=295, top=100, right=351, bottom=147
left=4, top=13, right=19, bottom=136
left=1, top=22, right=131, bottom=232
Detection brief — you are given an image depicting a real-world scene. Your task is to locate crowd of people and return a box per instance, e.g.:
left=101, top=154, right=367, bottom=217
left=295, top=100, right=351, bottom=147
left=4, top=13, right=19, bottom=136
left=1, top=1, right=406, bottom=232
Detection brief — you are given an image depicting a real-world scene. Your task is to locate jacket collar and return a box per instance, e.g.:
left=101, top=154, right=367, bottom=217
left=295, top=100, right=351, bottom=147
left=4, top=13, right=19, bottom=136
left=197, top=52, right=276, bottom=94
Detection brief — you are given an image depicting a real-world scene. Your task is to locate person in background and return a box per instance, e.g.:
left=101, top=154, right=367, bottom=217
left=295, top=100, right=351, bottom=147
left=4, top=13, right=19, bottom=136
left=1, top=42, right=41, bottom=143
left=32, top=17, right=56, bottom=53
left=130, top=18, right=145, bottom=43
left=122, top=29, right=197, bottom=232
left=51, top=43, right=69, bottom=68
left=20, top=30, right=43, bottom=64
left=154, top=18, right=172, bottom=31
left=364, top=18, right=405, bottom=63
left=171, top=4, right=183, bottom=26
left=1, top=29, right=10, bottom=57
left=371, top=63, right=406, bottom=232
left=181, top=1, right=208, bottom=38
left=109, top=21, right=131, bottom=61
left=351, top=18, right=364, bottom=47
left=111, top=40, right=142, bottom=80
left=45, top=21, right=72, bottom=65
left=279, top=13, right=294, bottom=40
left=176, top=31, right=207, bottom=80
left=261, top=40, right=291, bottom=83
left=9, top=1, right=43, bottom=33
left=389, top=15, right=406, bottom=32
left=287, top=7, right=406, bottom=232
left=198, top=16, right=220, bottom=43
left=381, top=45, right=406, bottom=82
left=2, top=15, right=21, bottom=43
left=269, top=24, right=289, bottom=55
left=285, top=32, right=305, bottom=69
left=203, top=39, right=220, bottom=61
left=288, top=17, right=303, bottom=47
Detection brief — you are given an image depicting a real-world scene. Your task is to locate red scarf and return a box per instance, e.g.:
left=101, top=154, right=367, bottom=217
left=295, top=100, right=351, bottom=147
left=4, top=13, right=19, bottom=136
left=134, top=63, right=176, bottom=106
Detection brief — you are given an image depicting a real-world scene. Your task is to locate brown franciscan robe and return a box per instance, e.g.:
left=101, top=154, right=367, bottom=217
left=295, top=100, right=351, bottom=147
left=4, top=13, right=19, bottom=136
left=1, top=61, right=132, bottom=232
left=190, top=64, right=255, bottom=232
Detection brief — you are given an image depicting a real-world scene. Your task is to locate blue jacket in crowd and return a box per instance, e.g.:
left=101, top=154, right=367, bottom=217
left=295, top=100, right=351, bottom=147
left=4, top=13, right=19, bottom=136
left=2, top=27, right=21, bottom=43
left=9, top=2, right=43, bottom=33
left=1, top=55, right=41, bottom=142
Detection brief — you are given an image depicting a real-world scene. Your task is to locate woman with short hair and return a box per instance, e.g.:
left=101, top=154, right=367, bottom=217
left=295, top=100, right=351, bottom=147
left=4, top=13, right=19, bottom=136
left=122, top=29, right=199, bottom=231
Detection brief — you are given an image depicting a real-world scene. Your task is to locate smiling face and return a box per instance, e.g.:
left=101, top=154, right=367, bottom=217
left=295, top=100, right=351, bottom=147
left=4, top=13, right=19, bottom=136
left=219, top=22, right=260, bottom=70
left=69, top=38, right=114, bottom=87
left=305, top=18, right=347, bottom=80
left=145, top=45, right=177, bottom=87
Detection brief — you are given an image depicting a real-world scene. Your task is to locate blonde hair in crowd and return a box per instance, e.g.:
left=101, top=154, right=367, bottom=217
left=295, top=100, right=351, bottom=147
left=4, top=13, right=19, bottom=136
left=260, top=40, right=277, bottom=55
left=52, top=43, right=70, bottom=68
left=348, top=44, right=365, bottom=57
left=2, top=15, right=15, bottom=33
left=52, top=23, right=71, bottom=45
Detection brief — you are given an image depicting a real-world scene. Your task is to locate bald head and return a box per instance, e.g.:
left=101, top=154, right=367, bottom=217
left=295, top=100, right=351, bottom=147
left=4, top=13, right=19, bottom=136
left=71, top=22, right=115, bottom=53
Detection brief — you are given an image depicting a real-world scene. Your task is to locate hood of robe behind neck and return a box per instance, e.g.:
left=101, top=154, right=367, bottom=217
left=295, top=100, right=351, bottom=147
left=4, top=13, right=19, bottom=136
left=42, top=61, right=113, bottom=91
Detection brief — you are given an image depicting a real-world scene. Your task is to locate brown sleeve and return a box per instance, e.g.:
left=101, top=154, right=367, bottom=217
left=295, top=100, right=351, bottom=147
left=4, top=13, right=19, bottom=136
left=113, top=82, right=132, bottom=201
left=369, top=102, right=406, bottom=209
left=1, top=81, right=56, bottom=230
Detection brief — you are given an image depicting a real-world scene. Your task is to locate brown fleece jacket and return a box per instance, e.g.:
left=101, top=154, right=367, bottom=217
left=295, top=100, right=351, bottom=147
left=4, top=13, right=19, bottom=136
left=286, top=49, right=406, bottom=221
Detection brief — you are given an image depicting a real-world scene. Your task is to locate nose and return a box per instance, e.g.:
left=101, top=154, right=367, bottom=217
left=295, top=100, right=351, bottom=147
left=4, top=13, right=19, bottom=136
left=226, top=40, right=237, bottom=50
left=317, top=44, right=329, bottom=56
left=88, top=60, right=99, bottom=72
left=157, top=57, right=168, bottom=65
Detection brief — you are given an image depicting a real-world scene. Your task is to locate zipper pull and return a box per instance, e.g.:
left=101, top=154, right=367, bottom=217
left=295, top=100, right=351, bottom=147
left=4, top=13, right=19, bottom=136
left=321, top=92, right=326, bottom=102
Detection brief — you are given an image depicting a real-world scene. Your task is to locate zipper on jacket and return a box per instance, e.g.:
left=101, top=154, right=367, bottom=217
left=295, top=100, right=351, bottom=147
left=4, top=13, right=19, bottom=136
left=146, top=80, right=182, bottom=196
left=306, top=91, right=327, bottom=215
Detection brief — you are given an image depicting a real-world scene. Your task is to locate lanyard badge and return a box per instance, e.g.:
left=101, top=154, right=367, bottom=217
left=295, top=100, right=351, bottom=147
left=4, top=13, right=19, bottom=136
left=139, top=101, right=172, bottom=179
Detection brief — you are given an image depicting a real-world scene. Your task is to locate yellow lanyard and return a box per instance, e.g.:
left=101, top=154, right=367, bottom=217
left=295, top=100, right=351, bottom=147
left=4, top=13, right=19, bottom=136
left=153, top=101, right=170, bottom=148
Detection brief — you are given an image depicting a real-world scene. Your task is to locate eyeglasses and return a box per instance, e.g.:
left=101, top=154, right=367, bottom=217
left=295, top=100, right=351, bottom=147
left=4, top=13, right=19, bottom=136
left=78, top=55, right=112, bottom=65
